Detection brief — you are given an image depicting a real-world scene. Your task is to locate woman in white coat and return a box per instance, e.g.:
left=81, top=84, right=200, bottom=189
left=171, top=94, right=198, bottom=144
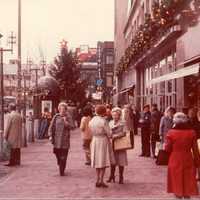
left=89, top=105, right=112, bottom=188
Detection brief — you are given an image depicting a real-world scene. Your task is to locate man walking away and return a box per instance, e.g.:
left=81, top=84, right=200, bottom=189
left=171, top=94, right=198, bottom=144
left=4, top=103, right=23, bottom=166
left=151, top=104, right=162, bottom=158
left=139, top=104, right=151, bottom=157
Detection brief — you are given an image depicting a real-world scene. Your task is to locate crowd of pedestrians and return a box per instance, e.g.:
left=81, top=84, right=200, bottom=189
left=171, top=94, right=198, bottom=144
left=2, top=101, right=200, bottom=199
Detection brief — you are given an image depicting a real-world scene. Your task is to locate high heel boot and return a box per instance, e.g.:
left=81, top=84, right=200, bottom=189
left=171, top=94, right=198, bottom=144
left=107, top=165, right=116, bottom=183
left=119, top=166, right=124, bottom=184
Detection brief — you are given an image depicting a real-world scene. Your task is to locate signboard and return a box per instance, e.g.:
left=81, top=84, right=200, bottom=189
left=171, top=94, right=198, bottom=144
left=41, top=100, right=52, bottom=113
left=92, top=92, right=102, bottom=100
left=96, top=79, right=103, bottom=86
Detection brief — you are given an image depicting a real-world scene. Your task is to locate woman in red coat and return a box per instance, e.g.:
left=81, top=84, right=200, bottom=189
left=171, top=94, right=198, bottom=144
left=165, top=112, right=200, bottom=199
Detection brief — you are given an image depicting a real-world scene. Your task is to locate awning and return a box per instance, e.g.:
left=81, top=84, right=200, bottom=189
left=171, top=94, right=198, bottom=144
left=149, top=64, right=200, bottom=85
left=119, top=84, right=135, bottom=94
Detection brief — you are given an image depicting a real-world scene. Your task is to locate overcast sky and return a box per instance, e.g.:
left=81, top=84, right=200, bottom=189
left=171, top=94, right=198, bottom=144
left=0, top=0, right=114, bottom=63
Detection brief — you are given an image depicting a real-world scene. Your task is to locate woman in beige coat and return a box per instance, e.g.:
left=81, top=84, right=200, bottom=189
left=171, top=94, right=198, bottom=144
left=4, top=103, right=23, bottom=166
left=80, top=106, right=93, bottom=165
left=108, top=107, right=128, bottom=184
left=89, top=105, right=112, bottom=188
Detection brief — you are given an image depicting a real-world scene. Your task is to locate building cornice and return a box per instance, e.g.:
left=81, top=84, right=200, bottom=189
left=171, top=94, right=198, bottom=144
left=124, top=0, right=141, bottom=35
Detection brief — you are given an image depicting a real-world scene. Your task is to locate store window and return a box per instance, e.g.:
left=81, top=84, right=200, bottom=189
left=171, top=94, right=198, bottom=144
left=106, top=76, right=113, bottom=87
left=160, top=58, right=166, bottom=76
left=106, top=55, right=114, bottom=64
left=167, top=80, right=172, bottom=93
left=155, top=64, right=159, bottom=78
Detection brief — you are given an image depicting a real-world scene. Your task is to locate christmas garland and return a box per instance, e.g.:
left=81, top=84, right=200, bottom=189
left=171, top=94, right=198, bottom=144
left=116, top=0, right=200, bottom=76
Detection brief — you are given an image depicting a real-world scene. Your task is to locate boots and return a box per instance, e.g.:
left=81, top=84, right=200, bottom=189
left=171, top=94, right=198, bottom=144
left=107, top=165, right=116, bottom=183
left=151, top=141, right=156, bottom=159
left=119, top=166, right=124, bottom=184
left=15, top=149, right=21, bottom=165
left=59, top=159, right=66, bottom=176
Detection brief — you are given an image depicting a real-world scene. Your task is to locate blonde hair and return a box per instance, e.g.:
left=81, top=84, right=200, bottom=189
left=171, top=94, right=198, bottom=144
left=173, top=112, right=188, bottom=124
left=58, top=102, right=68, bottom=110
left=112, top=107, right=122, bottom=116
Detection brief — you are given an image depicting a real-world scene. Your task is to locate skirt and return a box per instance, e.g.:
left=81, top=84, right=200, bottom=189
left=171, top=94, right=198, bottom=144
left=114, top=150, right=128, bottom=166
left=91, top=136, right=111, bottom=168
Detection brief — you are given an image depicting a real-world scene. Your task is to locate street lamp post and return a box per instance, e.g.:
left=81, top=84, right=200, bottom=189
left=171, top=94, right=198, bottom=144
left=17, top=0, right=22, bottom=111
left=0, top=47, right=4, bottom=154
left=40, top=60, right=46, bottom=76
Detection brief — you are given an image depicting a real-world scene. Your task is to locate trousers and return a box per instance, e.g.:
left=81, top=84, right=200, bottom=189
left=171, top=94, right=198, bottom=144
left=9, top=148, right=21, bottom=165
left=141, top=128, right=151, bottom=156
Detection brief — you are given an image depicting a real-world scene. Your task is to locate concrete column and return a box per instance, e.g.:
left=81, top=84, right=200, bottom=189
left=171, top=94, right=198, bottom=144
left=27, top=120, right=34, bottom=143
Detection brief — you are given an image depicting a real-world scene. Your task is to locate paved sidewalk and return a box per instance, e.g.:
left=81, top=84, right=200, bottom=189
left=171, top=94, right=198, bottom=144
left=0, top=129, right=199, bottom=199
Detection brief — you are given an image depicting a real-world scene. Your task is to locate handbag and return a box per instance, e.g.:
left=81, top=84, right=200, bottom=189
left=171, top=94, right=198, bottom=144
left=156, top=149, right=170, bottom=165
left=155, top=142, right=161, bottom=156
left=113, top=131, right=134, bottom=151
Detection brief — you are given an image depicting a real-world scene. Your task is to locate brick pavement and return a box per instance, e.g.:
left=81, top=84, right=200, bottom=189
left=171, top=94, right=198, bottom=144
left=0, top=129, right=199, bottom=199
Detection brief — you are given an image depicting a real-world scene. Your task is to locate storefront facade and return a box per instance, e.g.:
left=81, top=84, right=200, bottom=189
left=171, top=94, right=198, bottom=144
left=114, top=0, right=200, bottom=111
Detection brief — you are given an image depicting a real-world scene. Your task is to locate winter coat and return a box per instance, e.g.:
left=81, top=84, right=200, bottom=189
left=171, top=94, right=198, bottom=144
left=159, top=116, right=173, bottom=144
left=188, top=117, right=200, bottom=139
left=139, top=111, right=151, bottom=129
left=80, top=116, right=92, bottom=140
left=122, top=107, right=134, bottom=131
left=4, top=111, right=23, bottom=149
left=89, top=116, right=113, bottom=168
left=48, top=112, right=74, bottom=149
left=109, top=120, right=128, bottom=166
left=165, top=127, right=200, bottom=197
left=151, top=109, right=162, bottom=134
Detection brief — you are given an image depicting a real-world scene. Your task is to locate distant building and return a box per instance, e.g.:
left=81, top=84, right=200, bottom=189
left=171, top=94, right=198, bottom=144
left=97, top=41, right=114, bottom=103
left=75, top=42, right=114, bottom=103
left=75, top=45, right=99, bottom=98
left=3, top=61, right=43, bottom=106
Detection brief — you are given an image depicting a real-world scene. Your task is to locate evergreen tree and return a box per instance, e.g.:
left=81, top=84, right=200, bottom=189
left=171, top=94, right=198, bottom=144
left=48, top=44, right=87, bottom=104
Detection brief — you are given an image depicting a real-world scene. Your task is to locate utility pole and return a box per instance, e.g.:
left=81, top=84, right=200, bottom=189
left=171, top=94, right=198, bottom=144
left=22, top=69, right=28, bottom=147
left=0, top=47, right=4, bottom=154
left=17, top=0, right=22, bottom=111
left=0, top=33, right=15, bottom=158
left=30, top=67, right=40, bottom=139
left=40, top=59, right=46, bottom=76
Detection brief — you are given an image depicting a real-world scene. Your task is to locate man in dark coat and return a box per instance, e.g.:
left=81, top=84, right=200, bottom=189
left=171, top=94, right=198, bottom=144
left=139, top=104, right=151, bottom=157
left=132, top=105, right=140, bottom=135
left=188, top=107, right=200, bottom=139
left=151, top=104, right=162, bottom=158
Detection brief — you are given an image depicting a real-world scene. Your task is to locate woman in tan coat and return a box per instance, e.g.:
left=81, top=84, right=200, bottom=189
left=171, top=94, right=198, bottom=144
left=4, top=103, right=23, bottom=166
left=80, top=106, right=93, bottom=165
left=89, top=105, right=112, bottom=188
